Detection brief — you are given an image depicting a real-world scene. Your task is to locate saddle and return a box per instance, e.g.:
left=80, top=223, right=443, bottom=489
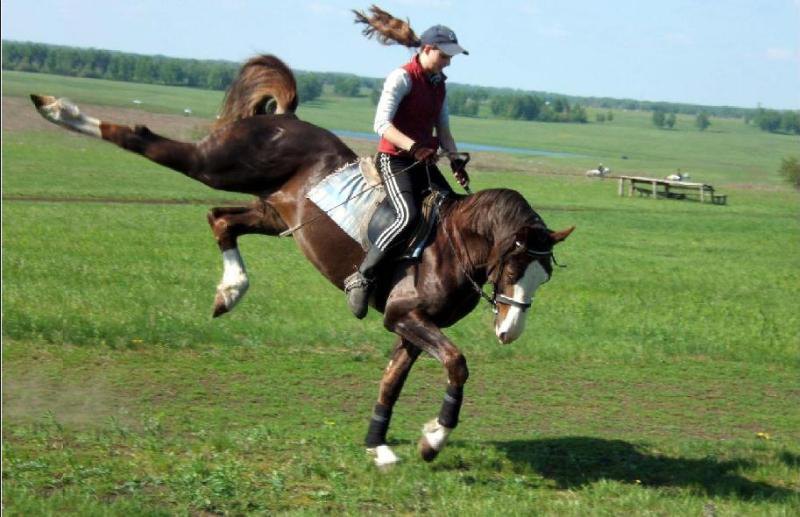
left=307, top=158, right=446, bottom=259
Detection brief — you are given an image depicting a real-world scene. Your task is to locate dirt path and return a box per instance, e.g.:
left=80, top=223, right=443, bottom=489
left=3, top=94, right=211, bottom=140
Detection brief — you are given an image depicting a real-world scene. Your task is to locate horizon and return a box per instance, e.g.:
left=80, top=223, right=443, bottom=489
left=2, top=0, right=798, bottom=111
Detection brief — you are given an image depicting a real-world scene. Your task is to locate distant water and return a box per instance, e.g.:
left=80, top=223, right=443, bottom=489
left=331, top=129, right=581, bottom=158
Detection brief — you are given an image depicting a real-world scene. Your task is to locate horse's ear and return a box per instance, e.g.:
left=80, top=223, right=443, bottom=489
left=549, top=226, right=575, bottom=243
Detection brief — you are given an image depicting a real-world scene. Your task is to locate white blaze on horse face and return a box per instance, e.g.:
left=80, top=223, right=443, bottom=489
left=216, top=248, right=250, bottom=311
left=495, top=261, right=549, bottom=344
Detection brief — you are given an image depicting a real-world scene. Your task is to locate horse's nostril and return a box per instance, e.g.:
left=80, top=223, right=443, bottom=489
left=498, top=331, right=508, bottom=343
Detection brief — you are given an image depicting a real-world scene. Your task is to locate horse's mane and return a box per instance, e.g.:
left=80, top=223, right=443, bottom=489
left=352, top=5, right=421, bottom=48
left=450, top=189, right=545, bottom=242
left=214, top=55, right=298, bottom=130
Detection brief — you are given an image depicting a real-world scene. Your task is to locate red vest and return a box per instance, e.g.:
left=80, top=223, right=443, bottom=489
left=377, top=56, right=446, bottom=155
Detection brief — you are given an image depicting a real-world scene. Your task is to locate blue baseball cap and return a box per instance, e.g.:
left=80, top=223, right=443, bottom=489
left=420, top=25, right=469, bottom=56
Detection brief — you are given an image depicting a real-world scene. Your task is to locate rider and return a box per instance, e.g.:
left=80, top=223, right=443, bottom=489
left=344, top=24, right=471, bottom=319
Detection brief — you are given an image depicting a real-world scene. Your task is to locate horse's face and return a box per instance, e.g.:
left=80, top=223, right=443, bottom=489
left=493, top=226, right=574, bottom=344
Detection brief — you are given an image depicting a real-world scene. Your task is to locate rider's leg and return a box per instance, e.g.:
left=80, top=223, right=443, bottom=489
left=345, top=153, right=420, bottom=318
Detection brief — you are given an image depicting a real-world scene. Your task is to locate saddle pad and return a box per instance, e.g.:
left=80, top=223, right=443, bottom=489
left=307, top=160, right=385, bottom=249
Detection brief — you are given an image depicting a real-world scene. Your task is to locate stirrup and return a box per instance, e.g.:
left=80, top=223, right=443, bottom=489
left=344, top=272, right=373, bottom=319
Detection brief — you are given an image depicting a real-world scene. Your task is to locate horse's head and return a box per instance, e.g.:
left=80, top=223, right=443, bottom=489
left=489, top=225, right=574, bottom=344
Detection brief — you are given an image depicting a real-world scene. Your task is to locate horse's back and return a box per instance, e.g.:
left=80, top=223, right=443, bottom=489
left=198, top=114, right=358, bottom=195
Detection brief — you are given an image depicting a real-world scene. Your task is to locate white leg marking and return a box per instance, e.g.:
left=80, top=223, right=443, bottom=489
left=495, top=261, right=549, bottom=343
left=367, top=444, right=399, bottom=468
left=216, top=248, right=250, bottom=311
left=422, top=418, right=452, bottom=451
left=38, top=98, right=101, bottom=138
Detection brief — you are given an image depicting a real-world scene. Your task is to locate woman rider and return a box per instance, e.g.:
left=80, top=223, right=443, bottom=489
left=347, top=10, right=471, bottom=318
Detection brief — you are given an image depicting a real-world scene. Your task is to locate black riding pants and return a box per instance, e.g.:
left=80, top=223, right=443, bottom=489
left=374, top=152, right=453, bottom=252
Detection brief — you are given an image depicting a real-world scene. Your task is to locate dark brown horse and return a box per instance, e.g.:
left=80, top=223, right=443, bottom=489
left=30, top=55, right=573, bottom=467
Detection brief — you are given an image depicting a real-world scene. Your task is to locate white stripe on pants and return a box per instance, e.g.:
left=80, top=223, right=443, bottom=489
left=375, top=153, right=411, bottom=250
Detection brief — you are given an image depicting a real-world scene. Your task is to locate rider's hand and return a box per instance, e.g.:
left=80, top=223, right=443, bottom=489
left=450, top=158, right=470, bottom=188
left=408, top=142, right=437, bottom=163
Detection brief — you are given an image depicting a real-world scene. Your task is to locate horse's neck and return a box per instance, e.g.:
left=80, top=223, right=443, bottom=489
left=443, top=198, right=495, bottom=274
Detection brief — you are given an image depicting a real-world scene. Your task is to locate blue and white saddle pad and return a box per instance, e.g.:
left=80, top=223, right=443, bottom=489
left=307, top=158, right=385, bottom=250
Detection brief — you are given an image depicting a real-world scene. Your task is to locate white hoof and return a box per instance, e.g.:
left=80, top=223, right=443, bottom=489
left=212, top=277, right=249, bottom=317
left=367, top=444, right=399, bottom=469
left=213, top=249, right=249, bottom=317
left=31, top=95, right=101, bottom=137
left=418, top=418, right=452, bottom=462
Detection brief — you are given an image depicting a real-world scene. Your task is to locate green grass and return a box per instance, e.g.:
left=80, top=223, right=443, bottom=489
left=2, top=72, right=799, bottom=515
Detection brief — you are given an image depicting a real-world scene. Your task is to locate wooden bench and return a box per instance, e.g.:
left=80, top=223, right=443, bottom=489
left=618, top=176, right=727, bottom=205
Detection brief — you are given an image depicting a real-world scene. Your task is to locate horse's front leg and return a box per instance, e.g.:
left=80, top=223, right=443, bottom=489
left=388, top=310, right=469, bottom=462
left=207, top=202, right=288, bottom=317
left=365, top=337, right=421, bottom=468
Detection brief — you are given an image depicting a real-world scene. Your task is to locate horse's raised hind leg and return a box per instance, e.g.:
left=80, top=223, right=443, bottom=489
left=207, top=201, right=288, bottom=317
left=387, top=310, right=469, bottom=462
left=365, top=337, right=421, bottom=468
left=30, top=95, right=202, bottom=175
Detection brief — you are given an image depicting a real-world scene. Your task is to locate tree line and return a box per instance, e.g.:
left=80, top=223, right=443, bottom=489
left=2, top=40, right=330, bottom=103
left=748, top=108, right=800, bottom=135
left=4, top=40, right=798, bottom=130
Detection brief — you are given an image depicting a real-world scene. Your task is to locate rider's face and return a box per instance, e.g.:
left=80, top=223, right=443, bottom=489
left=420, top=46, right=452, bottom=73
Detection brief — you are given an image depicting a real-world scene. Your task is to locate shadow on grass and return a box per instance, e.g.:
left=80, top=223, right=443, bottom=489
left=488, top=437, right=795, bottom=501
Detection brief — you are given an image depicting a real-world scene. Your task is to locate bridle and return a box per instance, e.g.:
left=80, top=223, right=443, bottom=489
left=443, top=222, right=555, bottom=315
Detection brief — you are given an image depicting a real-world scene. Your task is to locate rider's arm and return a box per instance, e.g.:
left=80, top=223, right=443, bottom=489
left=374, top=68, right=415, bottom=151
left=436, top=96, right=458, bottom=154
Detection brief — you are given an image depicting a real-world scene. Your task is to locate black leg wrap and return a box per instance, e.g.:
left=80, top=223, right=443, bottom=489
left=364, top=403, right=393, bottom=447
left=437, top=384, right=464, bottom=429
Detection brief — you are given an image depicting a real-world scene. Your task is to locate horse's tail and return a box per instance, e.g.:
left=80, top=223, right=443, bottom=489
left=214, top=55, right=298, bottom=130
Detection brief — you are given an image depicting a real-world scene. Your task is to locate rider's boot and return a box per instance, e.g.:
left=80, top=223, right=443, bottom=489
left=344, top=246, right=386, bottom=319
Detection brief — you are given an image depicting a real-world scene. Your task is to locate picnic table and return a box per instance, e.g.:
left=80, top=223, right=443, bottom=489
left=617, top=175, right=727, bottom=205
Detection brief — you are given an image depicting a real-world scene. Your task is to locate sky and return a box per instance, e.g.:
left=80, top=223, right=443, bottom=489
left=3, top=0, right=799, bottom=109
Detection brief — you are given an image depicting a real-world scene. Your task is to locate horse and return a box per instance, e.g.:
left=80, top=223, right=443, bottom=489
left=666, top=171, right=690, bottom=181
left=586, top=164, right=610, bottom=178
left=30, top=54, right=574, bottom=467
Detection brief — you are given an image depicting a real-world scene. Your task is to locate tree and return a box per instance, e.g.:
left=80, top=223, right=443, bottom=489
left=652, top=109, right=666, bottom=128
left=780, top=111, right=800, bottom=135
left=296, top=73, right=323, bottom=102
left=333, top=76, right=360, bottom=97
left=665, top=112, right=676, bottom=129
left=606, top=110, right=614, bottom=122
left=695, top=112, right=711, bottom=131
left=779, top=156, right=800, bottom=189
left=754, top=109, right=781, bottom=132
left=596, top=112, right=606, bottom=123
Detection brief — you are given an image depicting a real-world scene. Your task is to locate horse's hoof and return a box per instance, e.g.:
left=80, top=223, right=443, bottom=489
left=367, top=445, right=399, bottom=470
left=418, top=437, right=440, bottom=462
left=212, top=294, right=230, bottom=318
left=418, top=419, right=451, bottom=462
left=30, top=94, right=54, bottom=109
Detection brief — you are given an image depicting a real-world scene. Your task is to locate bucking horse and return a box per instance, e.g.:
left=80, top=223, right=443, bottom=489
left=30, top=53, right=573, bottom=467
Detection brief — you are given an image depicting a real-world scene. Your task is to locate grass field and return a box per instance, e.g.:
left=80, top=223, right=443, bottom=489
left=3, top=72, right=799, bottom=515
